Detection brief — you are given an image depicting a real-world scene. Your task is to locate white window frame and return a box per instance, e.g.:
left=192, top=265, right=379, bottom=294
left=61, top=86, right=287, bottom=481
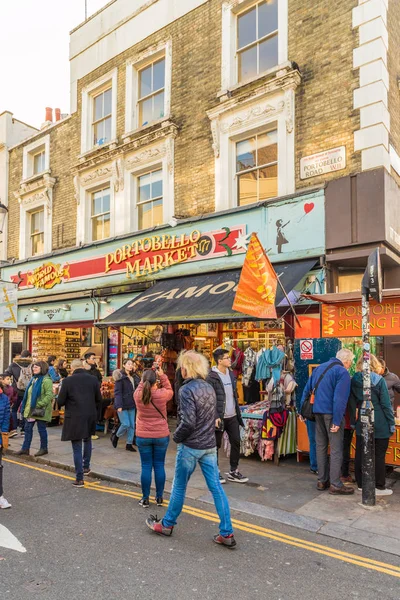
left=90, top=186, right=112, bottom=242
left=136, top=168, right=164, bottom=231
left=29, top=208, right=45, bottom=257
left=221, top=0, right=288, bottom=92
left=125, top=138, right=175, bottom=233
left=22, top=135, right=50, bottom=181
left=125, top=40, right=172, bottom=136
left=19, top=192, right=52, bottom=259
left=209, top=87, right=295, bottom=212
left=78, top=176, right=115, bottom=245
left=81, top=68, right=118, bottom=154
left=235, top=127, right=278, bottom=207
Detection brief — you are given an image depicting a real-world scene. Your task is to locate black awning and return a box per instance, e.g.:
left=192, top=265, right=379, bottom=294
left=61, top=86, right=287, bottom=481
left=101, top=259, right=317, bottom=326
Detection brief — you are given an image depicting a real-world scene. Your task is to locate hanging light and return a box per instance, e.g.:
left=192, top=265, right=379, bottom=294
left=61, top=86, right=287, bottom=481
left=0, top=200, right=8, bottom=234
left=99, top=297, right=110, bottom=304
left=61, top=304, right=71, bottom=311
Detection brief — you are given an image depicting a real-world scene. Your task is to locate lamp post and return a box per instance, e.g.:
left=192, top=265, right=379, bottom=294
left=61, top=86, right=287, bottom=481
left=360, top=248, right=382, bottom=506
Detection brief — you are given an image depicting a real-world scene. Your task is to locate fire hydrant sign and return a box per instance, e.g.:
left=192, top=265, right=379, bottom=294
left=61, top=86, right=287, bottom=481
left=300, top=339, right=314, bottom=360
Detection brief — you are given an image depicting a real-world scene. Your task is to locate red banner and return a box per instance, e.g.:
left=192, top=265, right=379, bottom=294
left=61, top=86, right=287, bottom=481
left=12, top=225, right=246, bottom=291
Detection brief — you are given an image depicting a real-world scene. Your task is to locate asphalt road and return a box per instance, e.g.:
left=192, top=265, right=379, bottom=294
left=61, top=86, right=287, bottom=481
left=0, top=459, right=399, bottom=600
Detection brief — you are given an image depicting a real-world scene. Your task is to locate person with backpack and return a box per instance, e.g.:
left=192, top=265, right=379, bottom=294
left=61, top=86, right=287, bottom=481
left=300, top=349, right=355, bottom=495
left=5, top=350, right=32, bottom=434
left=15, top=361, right=53, bottom=457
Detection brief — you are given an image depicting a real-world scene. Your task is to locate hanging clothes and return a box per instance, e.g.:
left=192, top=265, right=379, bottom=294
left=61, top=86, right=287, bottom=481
left=231, top=347, right=244, bottom=378
left=242, top=346, right=257, bottom=386
left=255, top=346, right=285, bottom=383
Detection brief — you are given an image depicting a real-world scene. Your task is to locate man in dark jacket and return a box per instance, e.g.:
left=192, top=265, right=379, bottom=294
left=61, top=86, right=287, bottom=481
left=57, top=359, right=102, bottom=487
left=146, top=351, right=236, bottom=548
left=206, top=348, right=247, bottom=484
left=300, top=349, right=355, bottom=495
left=5, top=350, right=32, bottom=434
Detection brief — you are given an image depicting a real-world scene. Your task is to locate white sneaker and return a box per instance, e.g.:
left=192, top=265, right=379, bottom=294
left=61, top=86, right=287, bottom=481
left=0, top=496, right=12, bottom=509
left=375, top=488, right=393, bottom=496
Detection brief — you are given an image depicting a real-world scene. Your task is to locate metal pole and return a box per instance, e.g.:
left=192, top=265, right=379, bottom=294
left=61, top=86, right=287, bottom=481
left=85, top=0, right=88, bottom=20
left=361, top=288, right=375, bottom=506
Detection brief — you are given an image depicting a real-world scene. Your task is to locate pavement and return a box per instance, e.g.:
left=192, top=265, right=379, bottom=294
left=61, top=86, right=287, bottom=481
left=5, top=421, right=400, bottom=559
left=2, top=460, right=400, bottom=600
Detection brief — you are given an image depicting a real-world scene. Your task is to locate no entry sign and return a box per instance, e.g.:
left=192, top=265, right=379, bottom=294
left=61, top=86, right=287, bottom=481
left=300, top=339, right=314, bottom=360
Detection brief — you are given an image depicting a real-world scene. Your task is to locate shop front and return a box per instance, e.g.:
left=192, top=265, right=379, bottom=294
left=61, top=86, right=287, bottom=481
left=296, top=290, right=400, bottom=467
left=1, top=189, right=325, bottom=450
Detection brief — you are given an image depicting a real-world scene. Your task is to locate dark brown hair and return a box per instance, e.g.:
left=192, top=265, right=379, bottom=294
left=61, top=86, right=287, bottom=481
left=33, top=361, right=49, bottom=376
left=141, top=369, right=157, bottom=405
left=57, top=358, right=67, bottom=371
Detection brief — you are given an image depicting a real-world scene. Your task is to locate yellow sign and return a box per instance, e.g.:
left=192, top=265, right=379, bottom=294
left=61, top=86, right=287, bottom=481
left=27, top=262, right=70, bottom=290
left=105, top=230, right=201, bottom=277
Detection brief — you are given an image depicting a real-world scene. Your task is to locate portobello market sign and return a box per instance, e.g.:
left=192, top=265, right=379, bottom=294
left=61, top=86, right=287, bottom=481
left=322, top=299, right=400, bottom=337
left=11, top=225, right=246, bottom=290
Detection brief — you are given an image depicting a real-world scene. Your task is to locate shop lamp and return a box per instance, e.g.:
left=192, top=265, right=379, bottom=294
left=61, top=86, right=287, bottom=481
left=0, top=200, right=8, bottom=234
left=99, top=297, right=110, bottom=304
left=61, top=304, right=71, bottom=311
left=29, top=307, right=38, bottom=312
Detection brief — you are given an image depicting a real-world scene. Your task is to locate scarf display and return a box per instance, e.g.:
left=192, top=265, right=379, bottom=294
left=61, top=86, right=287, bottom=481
left=255, top=346, right=285, bottom=383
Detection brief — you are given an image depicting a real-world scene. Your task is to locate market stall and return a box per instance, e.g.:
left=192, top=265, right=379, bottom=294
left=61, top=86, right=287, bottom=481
left=296, top=289, right=400, bottom=467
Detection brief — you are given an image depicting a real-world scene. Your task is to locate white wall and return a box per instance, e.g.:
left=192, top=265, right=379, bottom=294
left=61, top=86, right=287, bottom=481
left=69, top=0, right=208, bottom=112
left=0, top=112, right=38, bottom=260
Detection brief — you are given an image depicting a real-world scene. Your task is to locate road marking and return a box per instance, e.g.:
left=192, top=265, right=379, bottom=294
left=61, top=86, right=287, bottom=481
left=0, top=524, right=26, bottom=553
left=5, top=458, right=400, bottom=577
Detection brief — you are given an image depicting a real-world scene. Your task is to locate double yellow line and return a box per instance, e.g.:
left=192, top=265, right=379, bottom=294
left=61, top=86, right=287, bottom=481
left=5, top=457, right=400, bottom=579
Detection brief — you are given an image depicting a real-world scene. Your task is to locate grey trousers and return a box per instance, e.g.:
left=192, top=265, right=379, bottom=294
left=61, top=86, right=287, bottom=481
left=315, top=414, right=344, bottom=488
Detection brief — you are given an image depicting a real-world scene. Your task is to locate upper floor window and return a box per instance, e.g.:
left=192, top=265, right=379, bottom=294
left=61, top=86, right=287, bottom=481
left=137, top=169, right=163, bottom=230
left=91, top=186, right=111, bottom=241
left=138, top=58, right=165, bottom=128
left=22, top=135, right=50, bottom=180
left=33, top=148, right=46, bottom=175
left=80, top=69, right=117, bottom=154
left=125, top=42, right=172, bottom=135
left=93, top=87, right=112, bottom=146
left=236, top=129, right=277, bottom=205
left=30, top=209, right=44, bottom=256
left=237, top=1, right=278, bottom=82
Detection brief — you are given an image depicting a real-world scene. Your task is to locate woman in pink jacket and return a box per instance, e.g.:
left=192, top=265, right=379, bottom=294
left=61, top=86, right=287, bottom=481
left=134, top=368, right=173, bottom=508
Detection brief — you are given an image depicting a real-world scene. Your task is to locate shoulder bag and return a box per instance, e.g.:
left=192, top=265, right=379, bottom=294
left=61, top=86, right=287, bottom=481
left=150, top=399, right=167, bottom=422
left=301, top=362, right=338, bottom=421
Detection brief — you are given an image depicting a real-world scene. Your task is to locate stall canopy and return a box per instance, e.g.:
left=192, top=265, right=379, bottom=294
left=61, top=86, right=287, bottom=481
left=100, top=259, right=317, bottom=326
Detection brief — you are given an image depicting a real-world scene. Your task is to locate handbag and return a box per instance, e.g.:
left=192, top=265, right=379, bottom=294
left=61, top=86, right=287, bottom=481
left=31, top=407, right=46, bottom=418
left=301, top=362, right=337, bottom=421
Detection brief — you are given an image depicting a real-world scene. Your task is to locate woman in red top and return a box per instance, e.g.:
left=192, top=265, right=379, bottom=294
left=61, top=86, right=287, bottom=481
left=134, top=368, right=173, bottom=508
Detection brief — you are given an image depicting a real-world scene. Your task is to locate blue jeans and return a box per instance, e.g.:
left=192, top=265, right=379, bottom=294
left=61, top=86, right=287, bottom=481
left=22, top=420, right=48, bottom=451
left=71, top=438, right=92, bottom=481
left=163, top=444, right=234, bottom=537
left=306, top=419, right=317, bottom=472
left=11, top=396, right=22, bottom=430
left=117, top=408, right=135, bottom=445
left=136, top=436, right=170, bottom=499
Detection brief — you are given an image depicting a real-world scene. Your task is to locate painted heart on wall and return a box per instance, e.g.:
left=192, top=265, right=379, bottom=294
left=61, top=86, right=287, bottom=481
left=304, top=202, right=314, bottom=214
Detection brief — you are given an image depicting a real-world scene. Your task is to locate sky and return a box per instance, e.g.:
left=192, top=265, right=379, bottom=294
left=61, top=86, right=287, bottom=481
left=0, top=0, right=109, bottom=128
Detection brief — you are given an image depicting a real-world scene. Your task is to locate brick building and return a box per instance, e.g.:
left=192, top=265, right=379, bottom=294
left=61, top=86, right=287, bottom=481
left=2, top=0, right=400, bottom=371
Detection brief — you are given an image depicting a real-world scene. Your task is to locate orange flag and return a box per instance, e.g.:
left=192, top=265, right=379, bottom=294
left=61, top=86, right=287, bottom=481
left=233, top=233, right=278, bottom=319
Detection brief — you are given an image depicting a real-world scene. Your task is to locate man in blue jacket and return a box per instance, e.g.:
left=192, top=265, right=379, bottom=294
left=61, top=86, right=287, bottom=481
left=301, top=349, right=355, bottom=495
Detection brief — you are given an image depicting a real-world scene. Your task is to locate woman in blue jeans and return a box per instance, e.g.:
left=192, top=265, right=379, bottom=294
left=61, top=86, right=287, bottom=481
left=134, top=368, right=173, bottom=508
left=15, top=361, right=53, bottom=457
left=111, top=359, right=140, bottom=452
left=146, top=351, right=235, bottom=548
